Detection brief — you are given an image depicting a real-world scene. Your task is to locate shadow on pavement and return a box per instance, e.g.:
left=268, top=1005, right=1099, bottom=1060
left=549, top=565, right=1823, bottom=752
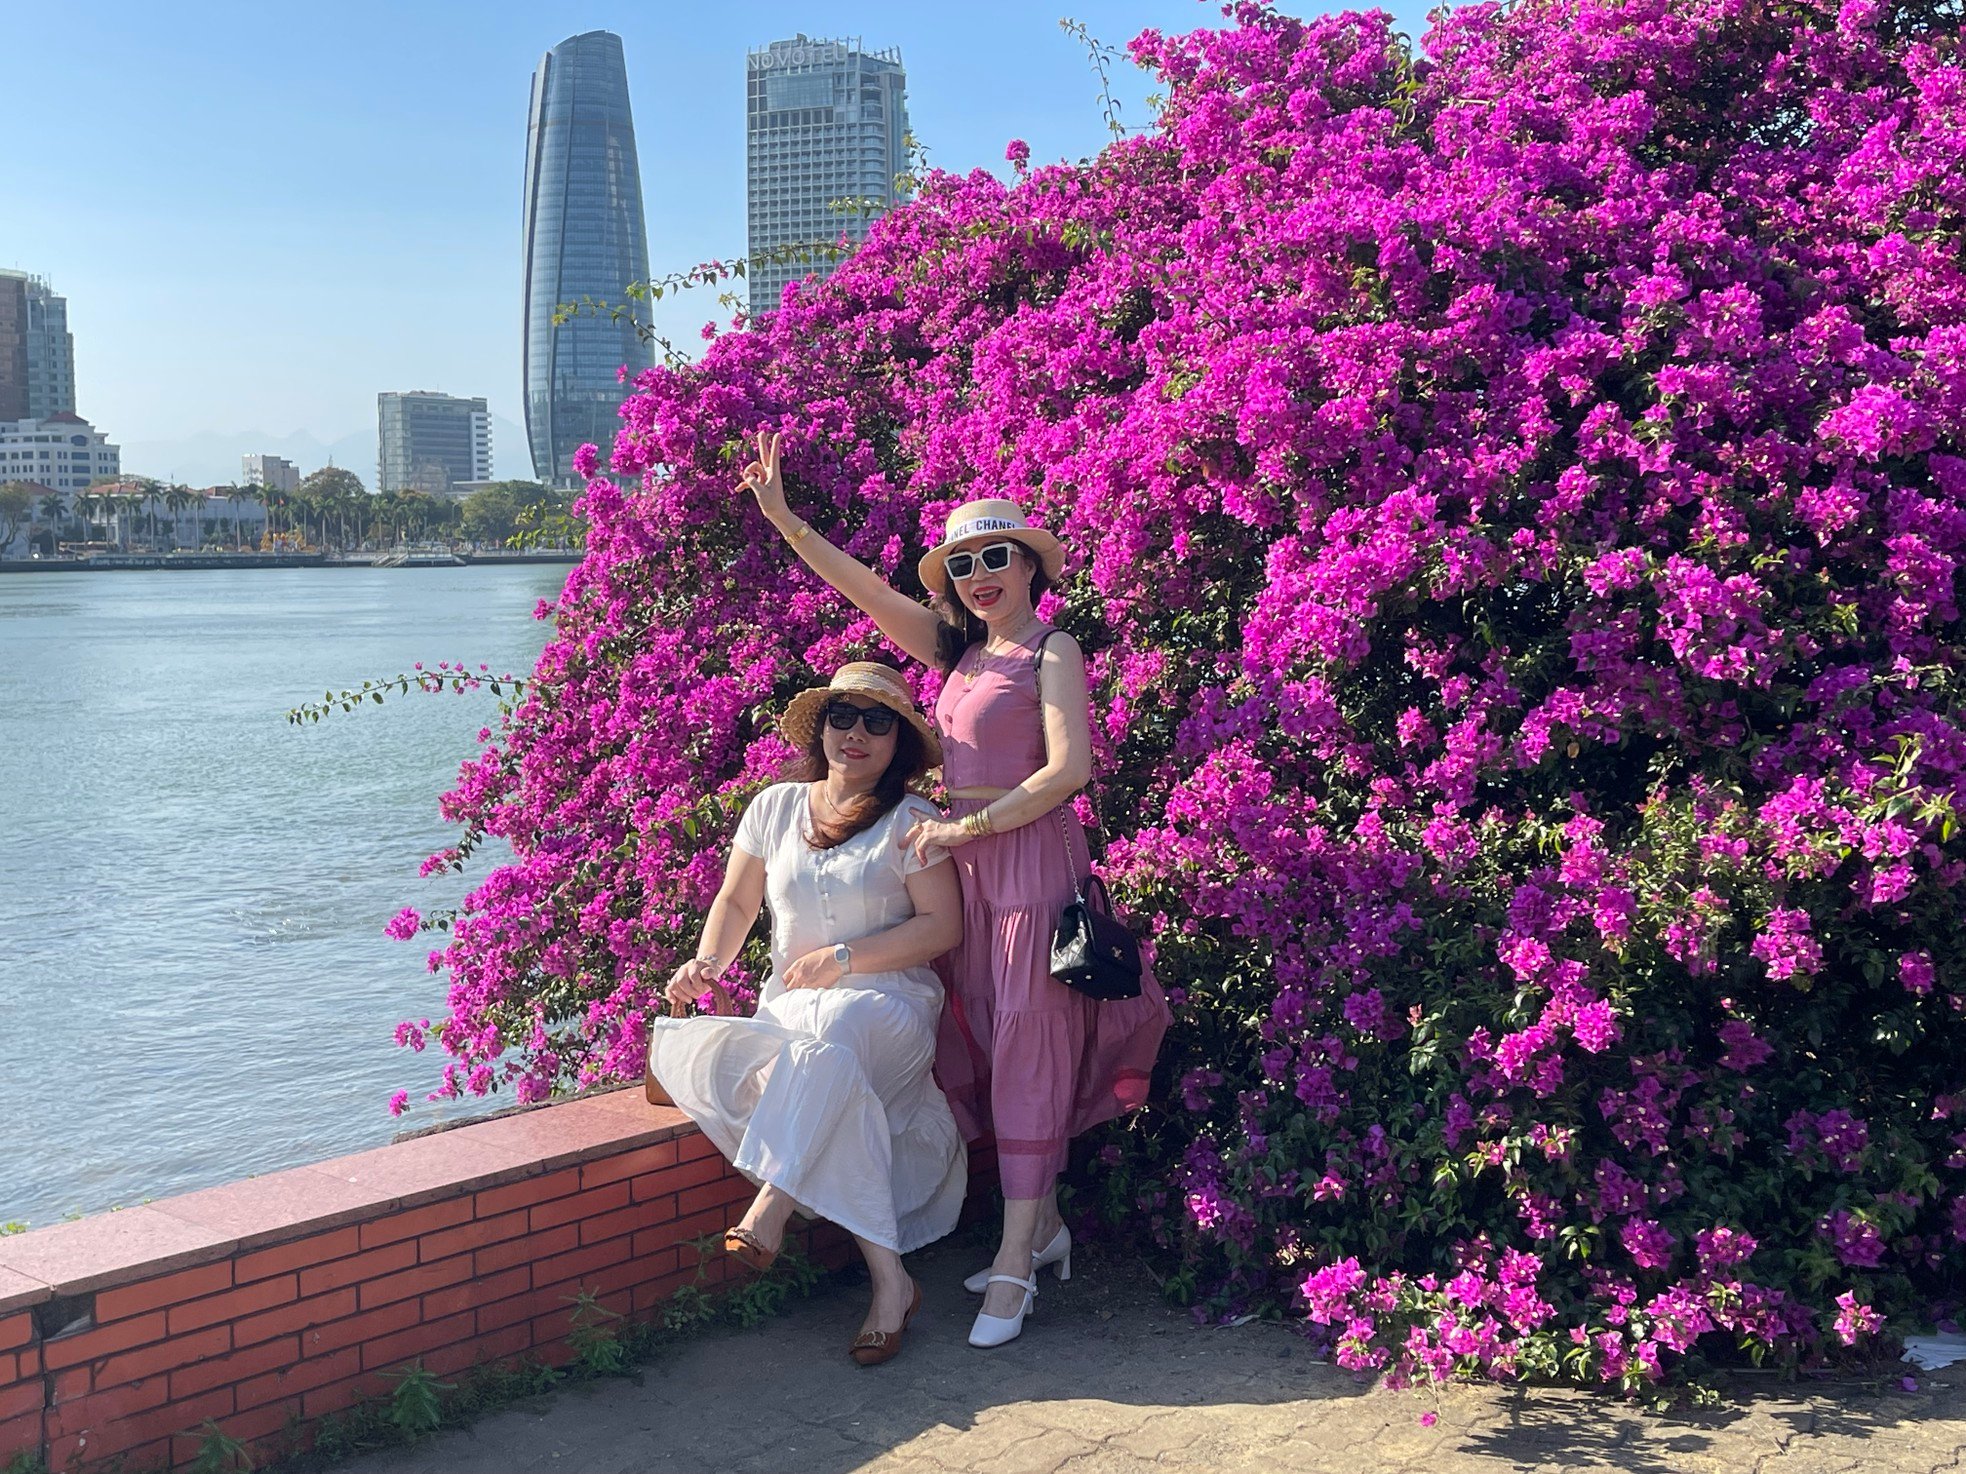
left=337, top=1228, right=1966, bottom=1474
left=1451, top=1370, right=1961, bottom=1474
left=337, top=1229, right=1364, bottom=1474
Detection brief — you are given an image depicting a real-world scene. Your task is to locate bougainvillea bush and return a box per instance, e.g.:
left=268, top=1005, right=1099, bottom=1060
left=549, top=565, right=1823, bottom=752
left=402, top=0, right=1966, bottom=1389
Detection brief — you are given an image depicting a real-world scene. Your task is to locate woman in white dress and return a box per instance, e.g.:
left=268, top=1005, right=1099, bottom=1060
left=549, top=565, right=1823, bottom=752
left=646, top=662, right=966, bottom=1366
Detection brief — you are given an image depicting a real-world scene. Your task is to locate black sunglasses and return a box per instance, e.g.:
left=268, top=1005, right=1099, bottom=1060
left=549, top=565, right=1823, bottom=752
left=823, top=701, right=900, bottom=737
left=945, top=541, right=1019, bottom=581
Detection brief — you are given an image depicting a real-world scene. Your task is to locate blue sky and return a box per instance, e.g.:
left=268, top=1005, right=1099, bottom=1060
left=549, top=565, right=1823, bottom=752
left=8, top=1, right=1435, bottom=480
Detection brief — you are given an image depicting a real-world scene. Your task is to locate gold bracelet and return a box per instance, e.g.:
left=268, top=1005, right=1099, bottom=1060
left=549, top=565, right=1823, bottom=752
left=962, top=811, right=985, bottom=838
left=787, top=520, right=812, bottom=545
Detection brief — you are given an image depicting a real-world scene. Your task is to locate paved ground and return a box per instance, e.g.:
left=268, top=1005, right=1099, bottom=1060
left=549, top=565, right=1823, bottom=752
left=344, top=1232, right=1966, bottom=1473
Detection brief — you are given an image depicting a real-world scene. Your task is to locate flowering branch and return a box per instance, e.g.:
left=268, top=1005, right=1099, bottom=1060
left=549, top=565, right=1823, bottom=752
left=1059, top=19, right=1133, bottom=142
left=285, top=663, right=526, bottom=725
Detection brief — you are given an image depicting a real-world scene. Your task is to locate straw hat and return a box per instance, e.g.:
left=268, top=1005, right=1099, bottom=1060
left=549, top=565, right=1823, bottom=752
left=917, top=497, right=1066, bottom=589
left=780, top=662, right=943, bottom=772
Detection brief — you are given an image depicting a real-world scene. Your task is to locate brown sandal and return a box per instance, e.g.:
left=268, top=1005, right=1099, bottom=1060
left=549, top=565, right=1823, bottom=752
left=724, top=1225, right=778, bottom=1274
left=849, top=1280, right=923, bottom=1368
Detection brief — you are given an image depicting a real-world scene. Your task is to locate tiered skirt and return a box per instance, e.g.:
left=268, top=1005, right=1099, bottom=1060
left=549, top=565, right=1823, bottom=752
left=934, top=801, right=1171, bottom=1198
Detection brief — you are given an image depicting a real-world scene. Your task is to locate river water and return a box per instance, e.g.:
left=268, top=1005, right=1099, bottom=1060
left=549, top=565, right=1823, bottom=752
left=0, top=566, right=570, bottom=1226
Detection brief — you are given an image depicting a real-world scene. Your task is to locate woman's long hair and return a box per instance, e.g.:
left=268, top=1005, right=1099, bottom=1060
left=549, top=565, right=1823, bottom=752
left=787, top=718, right=927, bottom=849
left=932, top=547, right=1056, bottom=671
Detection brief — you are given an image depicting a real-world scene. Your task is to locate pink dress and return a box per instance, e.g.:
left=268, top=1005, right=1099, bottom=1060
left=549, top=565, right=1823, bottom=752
left=932, top=625, right=1171, bottom=1199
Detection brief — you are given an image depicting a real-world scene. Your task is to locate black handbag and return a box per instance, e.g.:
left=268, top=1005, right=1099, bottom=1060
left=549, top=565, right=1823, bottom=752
left=1032, top=632, right=1145, bottom=1001
left=1050, top=854, right=1146, bottom=1000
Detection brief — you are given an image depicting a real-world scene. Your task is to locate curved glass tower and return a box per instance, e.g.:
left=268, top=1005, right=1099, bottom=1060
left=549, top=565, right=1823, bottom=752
left=522, top=31, right=654, bottom=486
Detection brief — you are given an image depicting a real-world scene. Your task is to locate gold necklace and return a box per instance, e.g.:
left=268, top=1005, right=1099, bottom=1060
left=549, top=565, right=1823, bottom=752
left=812, top=781, right=868, bottom=820
left=811, top=782, right=841, bottom=823
left=964, top=615, right=1041, bottom=685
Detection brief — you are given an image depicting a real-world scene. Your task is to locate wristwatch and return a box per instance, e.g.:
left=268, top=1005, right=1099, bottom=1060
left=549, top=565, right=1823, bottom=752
left=832, top=943, right=852, bottom=975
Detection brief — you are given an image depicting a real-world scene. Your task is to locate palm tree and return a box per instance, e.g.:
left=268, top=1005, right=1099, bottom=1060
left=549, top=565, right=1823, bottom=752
left=36, top=492, right=65, bottom=547
left=261, top=488, right=291, bottom=547
left=134, top=479, right=163, bottom=547
left=91, top=490, right=119, bottom=546
left=432, top=496, right=462, bottom=550
left=225, top=483, right=252, bottom=550
left=398, top=491, right=425, bottom=546
left=117, top=493, right=143, bottom=551
left=32, top=491, right=65, bottom=556
left=375, top=490, right=401, bottom=548
left=336, top=490, right=359, bottom=553
left=163, top=484, right=197, bottom=549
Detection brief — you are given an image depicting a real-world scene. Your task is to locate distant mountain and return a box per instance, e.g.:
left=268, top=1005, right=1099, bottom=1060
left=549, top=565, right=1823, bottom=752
left=116, top=428, right=370, bottom=489
left=117, top=414, right=537, bottom=489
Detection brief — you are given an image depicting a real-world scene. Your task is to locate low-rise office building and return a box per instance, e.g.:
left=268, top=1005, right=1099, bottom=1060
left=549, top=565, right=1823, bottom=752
left=378, top=391, right=491, bottom=495
left=0, top=413, right=120, bottom=492
left=242, top=453, right=301, bottom=492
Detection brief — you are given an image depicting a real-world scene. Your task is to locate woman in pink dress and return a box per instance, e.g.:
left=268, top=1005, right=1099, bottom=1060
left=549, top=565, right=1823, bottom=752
left=737, top=429, right=1170, bottom=1348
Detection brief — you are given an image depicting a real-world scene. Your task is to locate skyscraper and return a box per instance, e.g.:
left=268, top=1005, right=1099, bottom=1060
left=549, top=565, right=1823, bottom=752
left=0, top=277, right=24, bottom=423
left=522, top=31, right=654, bottom=488
left=0, top=272, right=76, bottom=422
left=746, top=36, right=910, bottom=315
left=378, top=391, right=492, bottom=495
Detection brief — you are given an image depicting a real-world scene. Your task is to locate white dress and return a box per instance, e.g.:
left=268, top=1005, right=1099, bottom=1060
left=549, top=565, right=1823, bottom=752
left=647, top=783, right=967, bottom=1253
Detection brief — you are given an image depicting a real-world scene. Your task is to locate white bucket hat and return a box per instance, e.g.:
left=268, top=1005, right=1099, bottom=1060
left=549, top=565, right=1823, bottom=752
left=916, top=497, right=1066, bottom=589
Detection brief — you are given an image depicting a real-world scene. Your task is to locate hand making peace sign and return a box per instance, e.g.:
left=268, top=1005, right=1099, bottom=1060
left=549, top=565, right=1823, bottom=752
left=737, top=428, right=788, bottom=520
left=733, top=422, right=949, bottom=670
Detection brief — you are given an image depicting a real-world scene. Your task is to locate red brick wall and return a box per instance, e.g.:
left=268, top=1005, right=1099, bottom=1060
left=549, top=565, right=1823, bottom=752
left=0, top=1089, right=849, bottom=1472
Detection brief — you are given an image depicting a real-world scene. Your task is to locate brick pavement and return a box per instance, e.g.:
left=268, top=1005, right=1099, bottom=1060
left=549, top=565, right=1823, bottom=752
left=340, top=1233, right=1966, bottom=1474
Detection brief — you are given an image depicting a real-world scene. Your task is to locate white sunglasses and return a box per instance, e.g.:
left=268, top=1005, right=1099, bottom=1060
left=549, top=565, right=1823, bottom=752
left=945, top=541, right=1021, bottom=581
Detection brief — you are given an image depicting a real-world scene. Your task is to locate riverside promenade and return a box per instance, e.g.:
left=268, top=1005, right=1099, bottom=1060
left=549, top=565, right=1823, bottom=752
left=4, top=1088, right=1960, bottom=1474
left=342, top=1236, right=1966, bottom=1474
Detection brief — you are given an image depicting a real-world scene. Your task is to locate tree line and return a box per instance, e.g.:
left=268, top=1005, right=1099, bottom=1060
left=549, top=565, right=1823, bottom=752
left=0, top=472, right=584, bottom=557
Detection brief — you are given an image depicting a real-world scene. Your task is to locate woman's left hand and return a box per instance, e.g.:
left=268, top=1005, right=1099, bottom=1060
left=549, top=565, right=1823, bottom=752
left=782, top=947, right=847, bottom=991
left=905, top=818, right=967, bottom=869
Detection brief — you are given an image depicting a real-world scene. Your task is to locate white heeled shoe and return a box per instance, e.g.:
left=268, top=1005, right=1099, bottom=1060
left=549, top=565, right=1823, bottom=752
left=963, top=1225, right=1072, bottom=1294
left=968, top=1274, right=1038, bottom=1348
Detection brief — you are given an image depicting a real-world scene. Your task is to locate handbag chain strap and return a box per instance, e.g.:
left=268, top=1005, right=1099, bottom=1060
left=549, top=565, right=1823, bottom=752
left=1057, top=803, right=1083, bottom=898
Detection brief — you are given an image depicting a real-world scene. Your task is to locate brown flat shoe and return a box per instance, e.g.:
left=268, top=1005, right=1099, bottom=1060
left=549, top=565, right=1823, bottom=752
left=724, top=1225, right=778, bottom=1274
left=849, top=1280, right=923, bottom=1368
